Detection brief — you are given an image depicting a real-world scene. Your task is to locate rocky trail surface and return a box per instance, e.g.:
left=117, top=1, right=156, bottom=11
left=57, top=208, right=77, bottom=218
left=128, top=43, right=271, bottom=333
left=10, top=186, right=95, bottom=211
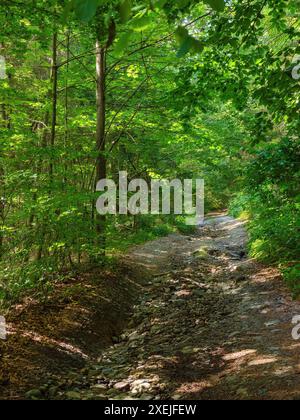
left=53, top=215, right=300, bottom=400
left=3, top=215, right=300, bottom=400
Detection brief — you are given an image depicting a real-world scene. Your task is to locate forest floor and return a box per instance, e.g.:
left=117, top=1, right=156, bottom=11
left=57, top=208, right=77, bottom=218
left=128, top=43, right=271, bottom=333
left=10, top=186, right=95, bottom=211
left=1, top=214, right=300, bottom=400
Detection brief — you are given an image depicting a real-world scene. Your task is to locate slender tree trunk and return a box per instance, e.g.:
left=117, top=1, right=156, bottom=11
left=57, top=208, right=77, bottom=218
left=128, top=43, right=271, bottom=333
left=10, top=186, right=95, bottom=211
left=64, top=31, right=70, bottom=186
left=49, top=31, right=58, bottom=180
left=0, top=164, right=5, bottom=258
left=95, top=40, right=106, bottom=253
left=37, top=31, right=58, bottom=261
left=0, top=105, right=11, bottom=258
left=0, top=104, right=10, bottom=255
left=0, top=42, right=9, bottom=257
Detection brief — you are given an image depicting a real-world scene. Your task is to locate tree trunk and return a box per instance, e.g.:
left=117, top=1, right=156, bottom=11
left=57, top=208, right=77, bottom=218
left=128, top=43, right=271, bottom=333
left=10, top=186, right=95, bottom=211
left=0, top=104, right=10, bottom=257
left=49, top=31, right=58, bottom=181
left=0, top=164, right=5, bottom=258
left=95, top=40, right=106, bottom=253
left=0, top=42, right=10, bottom=257
left=64, top=31, right=70, bottom=186
left=37, top=31, right=58, bottom=261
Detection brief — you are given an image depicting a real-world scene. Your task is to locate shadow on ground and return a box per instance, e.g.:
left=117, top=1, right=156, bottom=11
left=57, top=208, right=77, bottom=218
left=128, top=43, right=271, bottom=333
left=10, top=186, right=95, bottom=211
left=63, top=215, right=300, bottom=401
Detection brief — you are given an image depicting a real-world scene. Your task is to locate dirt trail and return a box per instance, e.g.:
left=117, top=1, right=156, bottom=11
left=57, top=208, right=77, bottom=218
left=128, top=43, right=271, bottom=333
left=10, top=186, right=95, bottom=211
left=54, top=214, right=300, bottom=400
left=2, top=215, right=300, bottom=400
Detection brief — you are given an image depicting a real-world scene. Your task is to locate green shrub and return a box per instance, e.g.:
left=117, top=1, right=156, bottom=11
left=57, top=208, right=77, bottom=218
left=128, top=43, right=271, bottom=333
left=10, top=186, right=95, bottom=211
left=283, top=264, right=300, bottom=299
left=229, top=138, right=300, bottom=296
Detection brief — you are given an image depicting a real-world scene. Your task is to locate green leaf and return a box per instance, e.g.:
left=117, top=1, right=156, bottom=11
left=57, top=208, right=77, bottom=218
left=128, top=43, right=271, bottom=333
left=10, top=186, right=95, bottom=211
left=131, top=15, right=152, bottom=31
left=152, top=0, right=168, bottom=9
left=62, top=1, right=75, bottom=23
left=74, top=0, right=102, bottom=22
left=175, top=26, right=189, bottom=43
left=177, top=35, right=194, bottom=58
left=114, top=31, right=132, bottom=56
left=204, top=0, right=225, bottom=12
left=176, top=0, right=191, bottom=8
left=190, top=38, right=204, bottom=54
left=175, top=27, right=204, bottom=57
left=119, top=0, right=132, bottom=23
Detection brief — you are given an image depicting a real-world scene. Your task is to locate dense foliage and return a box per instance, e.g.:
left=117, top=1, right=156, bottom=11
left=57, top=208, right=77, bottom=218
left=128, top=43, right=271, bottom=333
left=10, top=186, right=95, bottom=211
left=0, top=0, right=299, bottom=302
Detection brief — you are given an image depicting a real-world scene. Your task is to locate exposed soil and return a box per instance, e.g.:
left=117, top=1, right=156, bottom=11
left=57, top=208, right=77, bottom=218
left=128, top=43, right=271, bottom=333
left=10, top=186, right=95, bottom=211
left=1, top=214, right=300, bottom=400
left=0, top=265, right=147, bottom=399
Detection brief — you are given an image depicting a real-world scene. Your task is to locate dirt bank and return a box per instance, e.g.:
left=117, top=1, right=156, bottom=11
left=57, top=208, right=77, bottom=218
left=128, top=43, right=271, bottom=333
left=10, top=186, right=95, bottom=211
left=0, top=264, right=147, bottom=399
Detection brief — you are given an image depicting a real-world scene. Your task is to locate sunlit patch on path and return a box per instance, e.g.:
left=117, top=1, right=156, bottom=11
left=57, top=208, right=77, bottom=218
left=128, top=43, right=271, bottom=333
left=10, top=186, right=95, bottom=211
left=48, top=214, right=300, bottom=400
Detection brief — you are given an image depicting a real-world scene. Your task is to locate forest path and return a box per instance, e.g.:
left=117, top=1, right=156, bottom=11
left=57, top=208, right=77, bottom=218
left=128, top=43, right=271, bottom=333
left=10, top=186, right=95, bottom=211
left=59, top=214, right=300, bottom=400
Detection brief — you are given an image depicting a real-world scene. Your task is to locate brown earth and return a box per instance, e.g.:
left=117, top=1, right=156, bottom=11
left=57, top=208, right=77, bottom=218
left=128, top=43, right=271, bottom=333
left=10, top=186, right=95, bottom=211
left=0, top=264, right=147, bottom=399
left=1, top=214, right=300, bottom=400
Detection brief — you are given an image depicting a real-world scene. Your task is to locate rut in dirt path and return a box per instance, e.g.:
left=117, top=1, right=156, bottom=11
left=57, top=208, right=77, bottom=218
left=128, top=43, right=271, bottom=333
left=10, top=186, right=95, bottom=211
left=58, top=215, right=300, bottom=400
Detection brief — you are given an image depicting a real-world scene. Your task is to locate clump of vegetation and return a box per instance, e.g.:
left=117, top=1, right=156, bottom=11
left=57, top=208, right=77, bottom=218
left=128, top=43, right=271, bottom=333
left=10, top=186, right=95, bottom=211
left=230, top=139, right=300, bottom=296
